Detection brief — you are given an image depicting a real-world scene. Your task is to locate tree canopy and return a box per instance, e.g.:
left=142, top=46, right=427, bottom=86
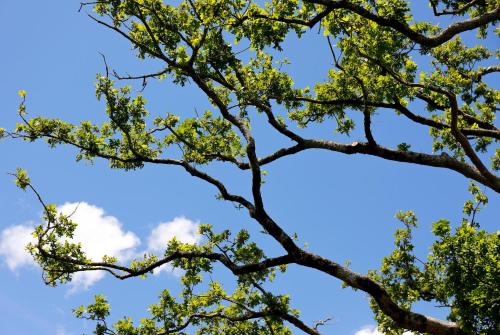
left=2, top=0, right=499, bottom=335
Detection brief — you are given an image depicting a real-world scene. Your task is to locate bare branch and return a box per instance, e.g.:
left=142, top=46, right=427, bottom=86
left=313, top=316, right=333, bottom=331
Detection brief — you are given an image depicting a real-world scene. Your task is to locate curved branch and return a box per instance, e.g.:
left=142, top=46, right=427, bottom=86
left=356, top=50, right=499, bottom=189
left=303, top=0, right=500, bottom=47
left=236, top=139, right=500, bottom=192
left=250, top=8, right=333, bottom=28
left=294, top=250, right=465, bottom=335
left=160, top=303, right=320, bottom=335
left=431, top=0, right=483, bottom=16
left=34, top=221, right=293, bottom=281
left=448, top=95, right=499, bottom=188
left=470, top=64, right=500, bottom=82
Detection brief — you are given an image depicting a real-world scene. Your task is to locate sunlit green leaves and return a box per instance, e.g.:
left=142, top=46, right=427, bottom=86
left=14, top=167, right=31, bottom=190
left=371, top=184, right=499, bottom=335
left=6, top=1, right=499, bottom=334
left=165, top=110, right=245, bottom=164
left=72, top=225, right=295, bottom=335
left=17, top=89, right=27, bottom=98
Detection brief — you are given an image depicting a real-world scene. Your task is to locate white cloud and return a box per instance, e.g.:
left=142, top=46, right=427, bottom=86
left=0, top=202, right=140, bottom=290
left=147, top=216, right=200, bottom=275
left=355, top=326, right=384, bottom=335
left=355, top=325, right=413, bottom=335
left=59, top=202, right=140, bottom=261
left=0, top=205, right=200, bottom=287
left=58, top=202, right=140, bottom=290
left=148, top=216, right=200, bottom=250
left=0, top=224, right=36, bottom=271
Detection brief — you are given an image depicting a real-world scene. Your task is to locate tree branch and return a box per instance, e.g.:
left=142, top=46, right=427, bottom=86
left=293, top=96, right=499, bottom=139
left=302, top=0, right=500, bottom=47
left=430, top=0, right=483, bottom=17
left=236, top=139, right=500, bottom=192
left=294, top=250, right=465, bottom=335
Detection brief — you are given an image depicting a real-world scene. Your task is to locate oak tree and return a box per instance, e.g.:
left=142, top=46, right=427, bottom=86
left=3, top=1, right=499, bottom=334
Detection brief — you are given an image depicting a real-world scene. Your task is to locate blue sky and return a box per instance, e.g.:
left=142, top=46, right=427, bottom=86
left=0, top=1, right=498, bottom=335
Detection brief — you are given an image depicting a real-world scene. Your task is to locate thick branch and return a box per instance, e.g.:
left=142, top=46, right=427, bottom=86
left=356, top=50, right=499, bottom=188
left=294, top=250, right=465, bottom=335
left=448, top=95, right=499, bottom=187
left=237, top=139, right=500, bottom=192
left=303, top=0, right=500, bottom=47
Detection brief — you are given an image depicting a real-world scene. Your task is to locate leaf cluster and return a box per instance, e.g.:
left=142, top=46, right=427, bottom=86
left=370, top=184, right=499, bottom=335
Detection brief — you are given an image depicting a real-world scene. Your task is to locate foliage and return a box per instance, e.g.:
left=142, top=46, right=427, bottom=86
left=370, top=184, right=499, bottom=335
left=4, top=1, right=500, bottom=334
left=72, top=227, right=296, bottom=335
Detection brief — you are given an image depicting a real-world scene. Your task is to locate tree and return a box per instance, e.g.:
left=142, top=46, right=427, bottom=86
left=2, top=0, right=499, bottom=334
